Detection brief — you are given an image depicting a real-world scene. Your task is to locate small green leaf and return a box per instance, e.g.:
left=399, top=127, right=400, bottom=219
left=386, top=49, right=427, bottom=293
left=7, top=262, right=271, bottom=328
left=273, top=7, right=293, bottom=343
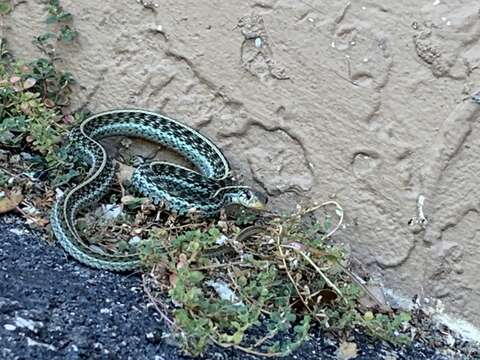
left=398, top=312, right=412, bottom=323
left=188, top=271, right=204, bottom=284
left=58, top=25, right=78, bottom=43
left=364, top=311, right=374, bottom=321
left=232, top=331, right=243, bottom=344
left=56, top=12, right=73, bottom=22
left=46, top=15, right=58, bottom=24
left=0, top=2, right=12, bottom=15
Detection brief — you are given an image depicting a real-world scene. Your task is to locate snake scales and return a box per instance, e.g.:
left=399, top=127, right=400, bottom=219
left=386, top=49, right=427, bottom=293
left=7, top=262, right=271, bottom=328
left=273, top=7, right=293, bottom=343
left=50, top=109, right=266, bottom=271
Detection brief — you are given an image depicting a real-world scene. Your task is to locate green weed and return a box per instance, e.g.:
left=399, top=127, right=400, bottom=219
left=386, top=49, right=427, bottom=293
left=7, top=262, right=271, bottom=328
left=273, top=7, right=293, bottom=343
left=34, top=0, right=78, bottom=57
left=142, top=203, right=413, bottom=357
left=0, top=39, right=76, bottom=179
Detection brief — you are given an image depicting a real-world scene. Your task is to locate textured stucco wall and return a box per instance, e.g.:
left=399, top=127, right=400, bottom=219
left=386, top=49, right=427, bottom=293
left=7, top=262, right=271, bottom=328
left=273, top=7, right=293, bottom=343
left=4, top=0, right=480, bottom=326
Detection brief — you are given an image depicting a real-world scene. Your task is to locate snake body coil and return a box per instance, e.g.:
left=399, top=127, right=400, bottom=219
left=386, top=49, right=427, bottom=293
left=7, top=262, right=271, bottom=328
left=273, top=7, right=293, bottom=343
left=50, top=109, right=265, bottom=271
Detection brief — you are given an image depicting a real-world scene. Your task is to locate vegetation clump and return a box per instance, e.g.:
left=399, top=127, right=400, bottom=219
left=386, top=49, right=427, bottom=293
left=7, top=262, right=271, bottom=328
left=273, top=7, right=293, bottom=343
left=141, top=203, right=412, bottom=357
left=34, top=0, right=79, bottom=56
left=0, top=43, right=74, bottom=167
left=0, top=0, right=79, bottom=221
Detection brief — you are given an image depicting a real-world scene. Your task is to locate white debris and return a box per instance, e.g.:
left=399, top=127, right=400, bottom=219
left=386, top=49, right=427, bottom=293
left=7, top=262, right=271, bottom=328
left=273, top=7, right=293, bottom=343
left=434, top=313, right=480, bottom=344
left=15, top=316, right=41, bottom=331
left=55, top=188, right=64, bottom=199
left=409, top=194, right=428, bottom=228
left=129, top=236, right=141, bottom=246
left=24, top=172, right=37, bottom=181
left=4, top=324, right=16, bottom=331
left=445, top=332, right=456, bottom=347
left=100, top=308, right=111, bottom=315
left=102, top=204, right=123, bottom=219
left=215, top=234, right=229, bottom=245
left=22, top=204, right=40, bottom=216
left=26, top=338, right=57, bottom=351
left=206, top=280, right=243, bottom=306
left=9, top=228, right=29, bottom=236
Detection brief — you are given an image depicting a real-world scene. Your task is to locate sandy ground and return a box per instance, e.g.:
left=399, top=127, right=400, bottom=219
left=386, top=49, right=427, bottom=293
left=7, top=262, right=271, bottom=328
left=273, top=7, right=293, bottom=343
left=3, top=0, right=480, bottom=330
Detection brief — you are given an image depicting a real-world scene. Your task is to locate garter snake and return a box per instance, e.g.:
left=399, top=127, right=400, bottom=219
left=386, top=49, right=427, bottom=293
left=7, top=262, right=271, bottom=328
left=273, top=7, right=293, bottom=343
left=50, top=109, right=266, bottom=271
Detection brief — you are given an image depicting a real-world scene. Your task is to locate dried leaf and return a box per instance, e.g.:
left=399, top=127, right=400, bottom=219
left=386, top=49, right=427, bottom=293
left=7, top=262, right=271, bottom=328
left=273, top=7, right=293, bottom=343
left=0, top=191, right=23, bottom=214
left=117, top=163, right=134, bottom=184
left=141, top=201, right=156, bottom=215
left=217, top=220, right=228, bottom=233
left=177, top=253, right=188, bottom=269
left=26, top=216, right=50, bottom=227
left=121, top=195, right=139, bottom=205
left=9, top=76, right=21, bottom=84
left=63, top=114, right=74, bottom=124
left=337, top=341, right=358, bottom=360
left=169, top=272, right=178, bottom=287
left=357, top=283, right=391, bottom=313
left=20, top=102, right=32, bottom=115
left=316, top=288, right=338, bottom=304
left=44, top=98, right=55, bottom=108
left=22, top=78, right=36, bottom=90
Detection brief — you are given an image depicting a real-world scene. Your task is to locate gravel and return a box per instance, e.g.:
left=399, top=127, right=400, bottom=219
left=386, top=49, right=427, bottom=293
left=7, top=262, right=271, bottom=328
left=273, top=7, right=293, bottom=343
left=0, top=215, right=478, bottom=360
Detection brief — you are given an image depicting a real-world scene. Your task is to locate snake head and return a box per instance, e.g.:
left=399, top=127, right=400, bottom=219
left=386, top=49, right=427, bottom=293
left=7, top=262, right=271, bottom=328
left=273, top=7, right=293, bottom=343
left=223, top=188, right=268, bottom=210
